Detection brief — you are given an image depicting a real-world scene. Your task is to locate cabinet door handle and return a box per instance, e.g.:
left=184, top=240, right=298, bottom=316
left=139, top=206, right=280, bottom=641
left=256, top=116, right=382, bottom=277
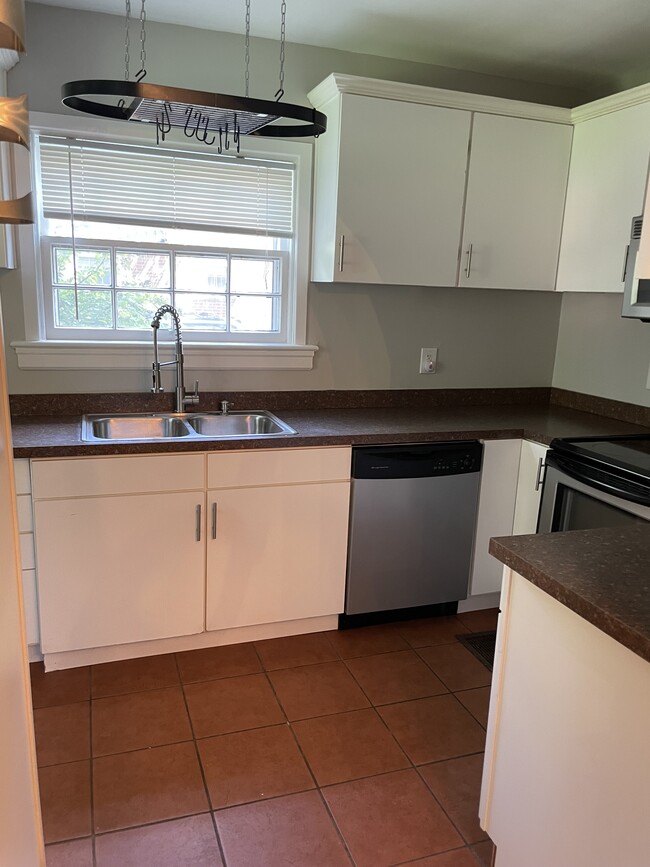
left=211, top=502, right=217, bottom=540
left=534, top=457, right=545, bottom=492
left=338, top=234, right=345, bottom=272
left=621, top=244, right=630, bottom=282
left=195, top=504, right=202, bottom=542
left=464, top=243, right=473, bottom=278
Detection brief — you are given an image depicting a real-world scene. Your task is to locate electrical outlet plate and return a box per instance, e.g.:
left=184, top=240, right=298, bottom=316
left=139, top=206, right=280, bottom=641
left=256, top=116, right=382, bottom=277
left=419, top=347, right=438, bottom=374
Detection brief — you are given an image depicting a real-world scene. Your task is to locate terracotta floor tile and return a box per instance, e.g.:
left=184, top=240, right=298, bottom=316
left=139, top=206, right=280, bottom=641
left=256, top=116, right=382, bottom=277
left=215, top=790, right=350, bottom=867
left=31, top=663, right=90, bottom=709
left=94, top=814, right=222, bottom=867
left=394, top=616, right=470, bottom=648
left=198, top=724, right=314, bottom=808
left=184, top=673, right=285, bottom=738
left=93, top=742, right=208, bottom=832
left=34, top=702, right=90, bottom=767
left=420, top=754, right=488, bottom=844
left=326, top=624, right=409, bottom=659
left=45, top=837, right=93, bottom=867
left=176, top=642, right=261, bottom=683
left=293, top=707, right=409, bottom=786
left=269, top=661, right=370, bottom=720
left=92, top=687, right=192, bottom=756
left=407, top=849, right=480, bottom=866
left=39, top=761, right=91, bottom=844
left=346, top=650, right=448, bottom=705
left=456, top=609, right=500, bottom=634
left=418, top=644, right=492, bottom=692
left=378, top=694, right=485, bottom=765
left=91, top=654, right=179, bottom=698
left=254, top=632, right=338, bottom=670
left=456, top=687, right=491, bottom=729
left=323, top=768, right=462, bottom=867
left=471, top=839, right=496, bottom=866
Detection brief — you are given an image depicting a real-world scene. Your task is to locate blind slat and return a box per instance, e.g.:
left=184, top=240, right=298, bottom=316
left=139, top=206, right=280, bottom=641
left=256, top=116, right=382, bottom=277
left=40, top=138, right=295, bottom=236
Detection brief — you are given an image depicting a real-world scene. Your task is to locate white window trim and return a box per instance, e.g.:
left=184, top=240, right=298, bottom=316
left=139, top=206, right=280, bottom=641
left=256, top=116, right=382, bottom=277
left=12, top=111, right=316, bottom=371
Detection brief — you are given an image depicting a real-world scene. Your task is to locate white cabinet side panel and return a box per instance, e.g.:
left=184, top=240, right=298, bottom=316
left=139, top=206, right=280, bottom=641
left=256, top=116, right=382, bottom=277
left=470, top=439, right=520, bottom=596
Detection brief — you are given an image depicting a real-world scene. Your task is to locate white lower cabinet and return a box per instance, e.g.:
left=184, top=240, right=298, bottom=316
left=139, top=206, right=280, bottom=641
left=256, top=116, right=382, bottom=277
left=469, top=439, right=521, bottom=596
left=206, top=482, right=350, bottom=631
left=31, top=447, right=351, bottom=657
left=34, top=490, right=206, bottom=653
left=512, top=440, right=549, bottom=535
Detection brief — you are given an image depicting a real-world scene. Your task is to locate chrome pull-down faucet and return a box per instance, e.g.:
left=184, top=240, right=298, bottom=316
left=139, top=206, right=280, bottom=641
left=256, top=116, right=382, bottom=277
left=150, top=305, right=199, bottom=413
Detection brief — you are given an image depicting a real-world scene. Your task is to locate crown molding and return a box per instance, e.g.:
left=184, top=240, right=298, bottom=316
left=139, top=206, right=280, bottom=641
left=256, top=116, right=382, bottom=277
left=570, top=82, right=650, bottom=123
left=0, top=48, right=19, bottom=72
left=308, top=73, right=572, bottom=124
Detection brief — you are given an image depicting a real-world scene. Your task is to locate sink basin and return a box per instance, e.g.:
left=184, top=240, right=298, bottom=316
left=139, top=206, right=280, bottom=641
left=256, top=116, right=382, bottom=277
left=186, top=412, right=296, bottom=438
left=83, top=414, right=193, bottom=441
left=81, top=410, right=296, bottom=442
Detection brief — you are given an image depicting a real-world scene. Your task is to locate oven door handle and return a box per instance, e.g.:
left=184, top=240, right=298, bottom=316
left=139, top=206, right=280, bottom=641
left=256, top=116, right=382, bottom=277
left=549, top=453, right=650, bottom=508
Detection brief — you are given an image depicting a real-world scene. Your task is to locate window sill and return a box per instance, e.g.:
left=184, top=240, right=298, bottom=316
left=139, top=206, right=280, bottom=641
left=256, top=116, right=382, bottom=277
left=11, top=341, right=318, bottom=371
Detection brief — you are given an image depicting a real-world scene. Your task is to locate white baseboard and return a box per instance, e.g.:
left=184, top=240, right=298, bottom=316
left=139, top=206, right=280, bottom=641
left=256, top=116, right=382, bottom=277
left=457, top=592, right=501, bottom=613
left=42, top=614, right=339, bottom=671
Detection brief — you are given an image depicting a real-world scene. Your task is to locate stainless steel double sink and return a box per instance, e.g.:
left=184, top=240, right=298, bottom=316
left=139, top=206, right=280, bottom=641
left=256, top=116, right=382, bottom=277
left=82, top=411, right=297, bottom=442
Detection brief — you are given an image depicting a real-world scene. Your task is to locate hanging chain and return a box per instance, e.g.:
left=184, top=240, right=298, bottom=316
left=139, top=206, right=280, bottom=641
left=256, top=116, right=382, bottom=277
left=244, top=0, right=251, bottom=97
left=276, top=0, right=286, bottom=100
left=137, top=0, right=147, bottom=81
left=124, top=0, right=131, bottom=80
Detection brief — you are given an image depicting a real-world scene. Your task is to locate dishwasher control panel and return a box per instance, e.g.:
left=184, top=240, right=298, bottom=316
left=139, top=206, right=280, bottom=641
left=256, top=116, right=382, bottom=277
left=352, top=441, right=483, bottom=480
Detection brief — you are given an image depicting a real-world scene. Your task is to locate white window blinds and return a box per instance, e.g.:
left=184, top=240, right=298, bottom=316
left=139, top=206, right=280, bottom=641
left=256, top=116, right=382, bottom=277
left=39, top=137, right=295, bottom=237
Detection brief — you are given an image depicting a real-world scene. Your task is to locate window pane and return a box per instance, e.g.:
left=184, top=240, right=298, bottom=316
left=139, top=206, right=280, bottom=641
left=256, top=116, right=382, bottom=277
left=54, top=247, right=111, bottom=287
left=175, top=255, right=228, bottom=292
left=230, top=257, right=277, bottom=294
left=116, top=251, right=171, bottom=289
left=55, top=288, right=113, bottom=328
left=230, top=294, right=277, bottom=332
left=116, top=291, right=172, bottom=330
left=175, top=293, right=227, bottom=331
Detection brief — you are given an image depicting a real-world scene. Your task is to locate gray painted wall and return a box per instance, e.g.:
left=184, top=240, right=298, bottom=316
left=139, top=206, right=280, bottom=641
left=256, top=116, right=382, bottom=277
left=0, top=2, right=568, bottom=395
left=552, top=293, right=650, bottom=407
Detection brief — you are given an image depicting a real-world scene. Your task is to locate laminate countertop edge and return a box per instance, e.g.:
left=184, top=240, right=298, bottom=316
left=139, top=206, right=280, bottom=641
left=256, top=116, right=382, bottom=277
left=489, top=525, right=650, bottom=664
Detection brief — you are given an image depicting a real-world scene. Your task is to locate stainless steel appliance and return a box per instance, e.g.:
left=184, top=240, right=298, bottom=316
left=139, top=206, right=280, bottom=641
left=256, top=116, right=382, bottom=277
left=343, top=441, right=483, bottom=625
left=538, top=434, right=650, bottom=533
left=622, top=215, right=650, bottom=321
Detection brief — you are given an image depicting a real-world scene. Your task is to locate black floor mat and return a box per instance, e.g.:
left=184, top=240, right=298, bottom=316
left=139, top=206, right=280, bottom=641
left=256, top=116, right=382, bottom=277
left=457, top=630, right=497, bottom=671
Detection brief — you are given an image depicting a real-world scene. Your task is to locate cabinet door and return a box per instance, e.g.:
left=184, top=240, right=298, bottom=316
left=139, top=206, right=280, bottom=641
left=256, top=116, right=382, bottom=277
left=459, top=114, right=572, bottom=291
left=35, top=492, right=205, bottom=653
left=326, top=94, right=471, bottom=286
left=207, top=482, right=350, bottom=631
left=512, top=440, right=549, bottom=535
left=469, top=439, right=521, bottom=596
left=556, top=102, right=650, bottom=293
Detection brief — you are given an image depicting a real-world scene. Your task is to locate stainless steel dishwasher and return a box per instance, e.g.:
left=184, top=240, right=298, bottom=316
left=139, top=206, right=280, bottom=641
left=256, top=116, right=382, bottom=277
left=343, top=442, right=483, bottom=625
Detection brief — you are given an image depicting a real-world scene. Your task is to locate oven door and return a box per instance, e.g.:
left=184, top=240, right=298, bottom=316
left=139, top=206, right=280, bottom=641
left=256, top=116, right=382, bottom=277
left=538, top=455, right=650, bottom=533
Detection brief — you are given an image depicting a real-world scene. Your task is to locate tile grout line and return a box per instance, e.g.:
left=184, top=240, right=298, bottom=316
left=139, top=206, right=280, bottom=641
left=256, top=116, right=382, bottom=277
left=172, top=652, right=229, bottom=867
left=251, top=641, right=359, bottom=867
left=87, top=667, right=97, bottom=867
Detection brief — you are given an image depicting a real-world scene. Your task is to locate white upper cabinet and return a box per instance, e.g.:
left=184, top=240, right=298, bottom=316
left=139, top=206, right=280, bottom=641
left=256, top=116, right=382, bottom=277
left=311, top=93, right=471, bottom=285
left=556, top=99, right=650, bottom=293
left=459, top=114, right=572, bottom=291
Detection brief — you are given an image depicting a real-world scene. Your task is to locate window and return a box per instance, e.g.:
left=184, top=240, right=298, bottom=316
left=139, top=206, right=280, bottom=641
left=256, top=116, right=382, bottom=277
left=35, top=135, right=301, bottom=345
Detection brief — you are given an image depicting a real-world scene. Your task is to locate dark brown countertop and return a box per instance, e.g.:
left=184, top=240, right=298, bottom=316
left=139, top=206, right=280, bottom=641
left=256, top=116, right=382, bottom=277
left=10, top=403, right=650, bottom=458
left=490, top=525, right=650, bottom=663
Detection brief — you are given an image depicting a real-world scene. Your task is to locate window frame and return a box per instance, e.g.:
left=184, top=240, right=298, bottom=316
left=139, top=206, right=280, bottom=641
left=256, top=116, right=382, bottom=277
left=41, top=235, right=290, bottom=342
left=13, top=111, right=315, bottom=371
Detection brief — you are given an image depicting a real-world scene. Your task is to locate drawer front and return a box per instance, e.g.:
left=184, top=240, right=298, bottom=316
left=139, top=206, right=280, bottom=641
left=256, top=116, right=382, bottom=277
left=208, top=447, right=351, bottom=489
left=32, top=454, right=205, bottom=499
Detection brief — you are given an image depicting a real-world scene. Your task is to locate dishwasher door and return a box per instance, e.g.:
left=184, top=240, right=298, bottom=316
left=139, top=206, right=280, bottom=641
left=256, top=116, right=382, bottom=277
left=345, top=444, right=482, bottom=616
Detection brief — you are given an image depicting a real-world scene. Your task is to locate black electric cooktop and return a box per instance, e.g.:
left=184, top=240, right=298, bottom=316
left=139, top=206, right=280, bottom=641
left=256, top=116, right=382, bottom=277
left=550, top=434, right=650, bottom=482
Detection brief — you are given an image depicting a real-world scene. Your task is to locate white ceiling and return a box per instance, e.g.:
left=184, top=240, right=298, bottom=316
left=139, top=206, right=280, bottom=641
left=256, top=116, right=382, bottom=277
left=33, top=0, right=650, bottom=93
